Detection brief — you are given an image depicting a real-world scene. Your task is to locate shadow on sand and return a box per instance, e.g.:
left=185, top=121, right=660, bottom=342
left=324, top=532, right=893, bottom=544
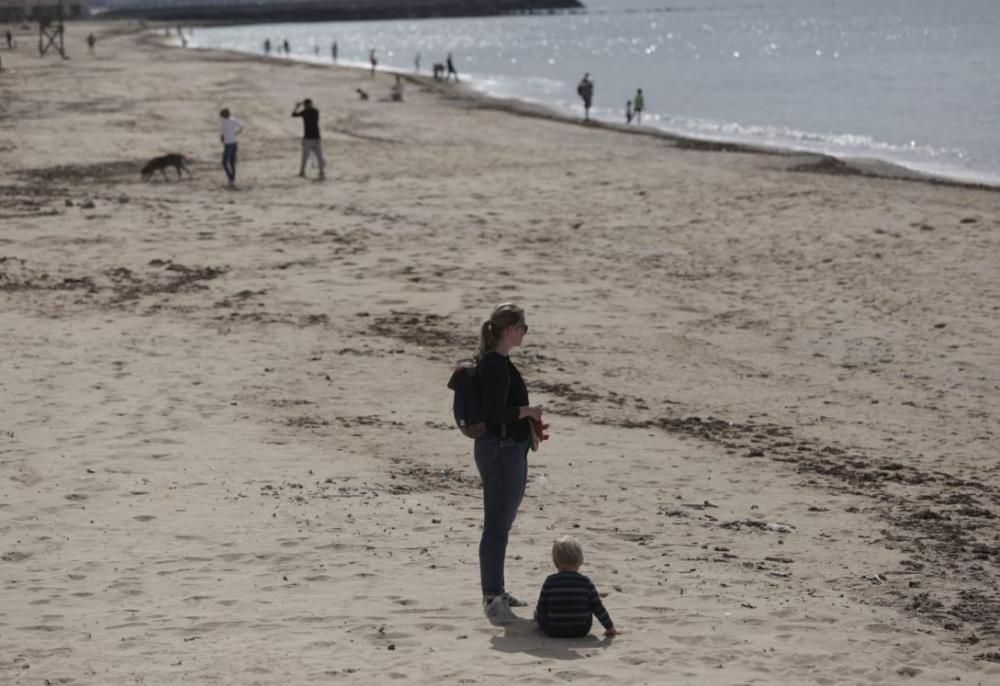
left=489, top=617, right=615, bottom=660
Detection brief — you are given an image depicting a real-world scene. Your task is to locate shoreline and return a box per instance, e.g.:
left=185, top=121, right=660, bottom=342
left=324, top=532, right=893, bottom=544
left=3, top=21, right=999, bottom=685
left=169, top=30, right=1000, bottom=192
left=459, top=91, right=1000, bottom=192
left=101, top=0, right=583, bottom=25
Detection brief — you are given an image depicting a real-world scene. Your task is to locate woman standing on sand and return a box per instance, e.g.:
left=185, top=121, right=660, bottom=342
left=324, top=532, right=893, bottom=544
left=474, top=303, right=545, bottom=625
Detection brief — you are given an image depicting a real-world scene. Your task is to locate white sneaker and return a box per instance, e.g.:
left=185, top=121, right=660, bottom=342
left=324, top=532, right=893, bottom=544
left=484, top=595, right=518, bottom=625
left=502, top=592, right=528, bottom=608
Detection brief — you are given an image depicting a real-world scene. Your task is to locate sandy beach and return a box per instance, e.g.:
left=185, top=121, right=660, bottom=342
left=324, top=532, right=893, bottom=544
left=2, top=21, right=999, bottom=685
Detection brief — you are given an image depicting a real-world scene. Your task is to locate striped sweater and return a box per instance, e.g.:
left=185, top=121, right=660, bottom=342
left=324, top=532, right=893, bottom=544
left=534, top=571, right=614, bottom=638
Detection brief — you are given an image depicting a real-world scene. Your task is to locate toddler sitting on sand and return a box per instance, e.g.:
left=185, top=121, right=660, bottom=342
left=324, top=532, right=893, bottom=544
left=534, top=536, right=618, bottom=638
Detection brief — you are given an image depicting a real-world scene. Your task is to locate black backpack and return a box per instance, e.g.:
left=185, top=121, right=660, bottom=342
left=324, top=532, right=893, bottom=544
left=447, top=360, right=486, bottom=438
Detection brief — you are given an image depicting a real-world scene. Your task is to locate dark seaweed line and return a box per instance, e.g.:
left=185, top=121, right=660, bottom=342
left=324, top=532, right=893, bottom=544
left=596, top=414, right=1000, bottom=640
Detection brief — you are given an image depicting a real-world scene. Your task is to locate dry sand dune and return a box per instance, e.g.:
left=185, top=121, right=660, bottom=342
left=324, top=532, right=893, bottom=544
left=1, top=21, right=999, bottom=685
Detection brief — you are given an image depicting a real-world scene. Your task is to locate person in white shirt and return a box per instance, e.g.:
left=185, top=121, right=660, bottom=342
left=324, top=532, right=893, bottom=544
left=219, top=108, right=243, bottom=189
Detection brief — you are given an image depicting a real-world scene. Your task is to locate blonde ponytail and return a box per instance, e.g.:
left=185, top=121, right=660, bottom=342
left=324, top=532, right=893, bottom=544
left=475, top=303, right=525, bottom=359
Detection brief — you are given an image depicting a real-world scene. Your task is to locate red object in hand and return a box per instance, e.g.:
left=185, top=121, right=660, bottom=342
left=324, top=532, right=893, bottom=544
left=529, top=418, right=550, bottom=442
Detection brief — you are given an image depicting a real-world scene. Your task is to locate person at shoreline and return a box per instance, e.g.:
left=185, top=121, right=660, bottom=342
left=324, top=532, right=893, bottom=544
left=625, top=99, right=633, bottom=124
left=414, top=52, right=421, bottom=73
left=390, top=75, right=404, bottom=102
left=577, top=73, right=594, bottom=122
left=263, top=38, right=271, bottom=55
left=446, top=52, right=459, bottom=82
left=218, top=107, right=243, bottom=189
left=282, top=38, right=290, bottom=55
left=86, top=33, right=96, bottom=55
left=5, top=29, right=14, bottom=50
left=534, top=537, right=618, bottom=639
left=331, top=41, right=337, bottom=62
left=633, top=88, right=645, bottom=125
left=291, top=99, right=326, bottom=180
left=474, top=303, right=544, bottom=625
left=369, top=48, right=378, bottom=76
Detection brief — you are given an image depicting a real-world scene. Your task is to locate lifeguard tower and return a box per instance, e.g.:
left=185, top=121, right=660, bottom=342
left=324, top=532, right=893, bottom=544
left=0, top=0, right=83, bottom=58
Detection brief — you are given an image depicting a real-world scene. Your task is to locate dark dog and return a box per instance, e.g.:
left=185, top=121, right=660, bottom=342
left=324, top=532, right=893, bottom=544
left=356, top=88, right=369, bottom=101
left=141, top=153, right=192, bottom=182
left=433, top=63, right=445, bottom=81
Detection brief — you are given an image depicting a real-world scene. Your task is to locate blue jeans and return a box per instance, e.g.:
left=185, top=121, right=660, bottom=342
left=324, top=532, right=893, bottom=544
left=475, top=434, right=529, bottom=596
left=222, top=143, right=238, bottom=182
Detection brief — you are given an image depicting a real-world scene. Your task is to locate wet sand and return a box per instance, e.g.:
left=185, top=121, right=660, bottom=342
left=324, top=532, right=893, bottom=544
left=1, top=21, right=999, bottom=685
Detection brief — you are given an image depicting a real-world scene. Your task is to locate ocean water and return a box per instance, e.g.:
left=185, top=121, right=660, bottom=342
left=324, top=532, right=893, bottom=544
left=183, top=0, right=1000, bottom=184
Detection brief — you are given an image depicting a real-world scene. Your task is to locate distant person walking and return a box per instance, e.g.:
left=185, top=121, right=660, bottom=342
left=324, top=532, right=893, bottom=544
left=331, top=41, right=338, bottom=62
left=282, top=38, right=290, bottom=55
left=369, top=48, right=378, bottom=76
left=577, top=73, right=594, bottom=121
left=446, top=52, right=459, bottom=82
left=633, top=88, right=645, bottom=125
left=391, top=75, right=405, bottom=102
left=5, top=29, right=14, bottom=50
left=86, top=33, right=96, bottom=55
left=292, top=99, right=326, bottom=180
left=263, top=38, right=271, bottom=55
left=625, top=100, right=633, bottom=124
left=219, top=108, right=243, bottom=189
left=414, top=52, right=421, bottom=73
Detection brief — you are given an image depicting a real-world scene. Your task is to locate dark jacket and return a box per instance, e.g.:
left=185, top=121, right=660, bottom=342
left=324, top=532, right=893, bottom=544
left=476, top=351, right=530, bottom=441
left=293, top=106, right=321, bottom=140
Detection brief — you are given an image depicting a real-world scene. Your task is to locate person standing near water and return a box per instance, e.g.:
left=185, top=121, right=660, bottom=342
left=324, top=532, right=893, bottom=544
left=391, top=75, right=405, bottom=102
left=577, top=73, right=594, bottom=121
left=331, top=41, right=338, bottom=62
left=446, top=52, right=459, bottom=82
left=292, top=99, right=326, bottom=180
left=473, top=303, right=544, bottom=625
left=633, top=88, right=645, bottom=125
left=369, top=48, right=378, bottom=76
left=219, top=108, right=243, bottom=189
left=414, top=52, right=421, bottom=73
left=263, top=38, right=271, bottom=55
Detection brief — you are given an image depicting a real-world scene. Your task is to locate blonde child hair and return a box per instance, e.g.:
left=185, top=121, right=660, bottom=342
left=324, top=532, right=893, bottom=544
left=552, top=536, right=584, bottom=570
